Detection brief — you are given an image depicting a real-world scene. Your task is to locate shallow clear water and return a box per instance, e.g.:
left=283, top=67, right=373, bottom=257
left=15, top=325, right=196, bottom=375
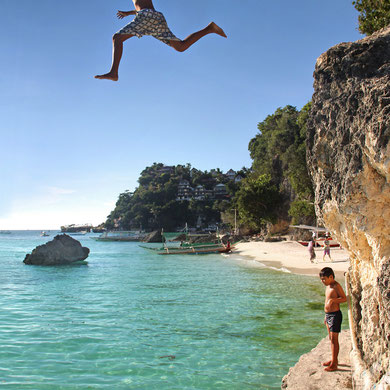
left=0, top=231, right=347, bottom=389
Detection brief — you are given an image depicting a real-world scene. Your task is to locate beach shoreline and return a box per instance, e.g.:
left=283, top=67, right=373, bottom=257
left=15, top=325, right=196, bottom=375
left=233, top=240, right=350, bottom=279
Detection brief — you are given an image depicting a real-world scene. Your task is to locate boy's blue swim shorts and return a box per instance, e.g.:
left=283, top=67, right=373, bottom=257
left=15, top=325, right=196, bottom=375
left=325, top=310, right=342, bottom=333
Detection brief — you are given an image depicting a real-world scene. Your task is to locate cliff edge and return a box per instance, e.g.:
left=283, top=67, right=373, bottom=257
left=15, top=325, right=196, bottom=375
left=307, top=26, right=390, bottom=389
left=282, top=330, right=352, bottom=390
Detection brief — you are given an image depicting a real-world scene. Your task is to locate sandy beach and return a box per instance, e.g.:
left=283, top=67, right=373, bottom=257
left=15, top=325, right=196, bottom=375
left=234, top=240, right=350, bottom=279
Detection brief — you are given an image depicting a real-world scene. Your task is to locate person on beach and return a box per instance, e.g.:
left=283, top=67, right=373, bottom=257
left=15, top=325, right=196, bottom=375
left=308, top=239, right=316, bottom=263
left=323, top=237, right=332, bottom=262
left=226, top=240, right=231, bottom=251
left=319, top=267, right=347, bottom=372
left=95, top=0, right=227, bottom=81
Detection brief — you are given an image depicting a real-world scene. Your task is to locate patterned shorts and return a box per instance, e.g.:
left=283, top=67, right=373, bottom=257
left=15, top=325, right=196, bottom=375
left=117, top=9, right=180, bottom=45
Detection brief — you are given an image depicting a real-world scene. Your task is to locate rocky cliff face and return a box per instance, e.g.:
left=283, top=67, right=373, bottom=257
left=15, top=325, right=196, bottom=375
left=307, top=26, right=390, bottom=388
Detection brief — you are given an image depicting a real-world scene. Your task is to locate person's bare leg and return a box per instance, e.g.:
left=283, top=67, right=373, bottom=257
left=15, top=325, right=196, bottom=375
left=324, top=332, right=339, bottom=371
left=322, top=321, right=332, bottom=366
left=169, top=22, right=226, bottom=52
left=95, top=33, right=134, bottom=81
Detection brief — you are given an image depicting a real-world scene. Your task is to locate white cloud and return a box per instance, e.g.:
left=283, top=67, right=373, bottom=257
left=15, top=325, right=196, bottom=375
left=43, top=186, right=76, bottom=205
left=47, top=187, right=76, bottom=196
left=0, top=203, right=111, bottom=230
left=0, top=186, right=114, bottom=230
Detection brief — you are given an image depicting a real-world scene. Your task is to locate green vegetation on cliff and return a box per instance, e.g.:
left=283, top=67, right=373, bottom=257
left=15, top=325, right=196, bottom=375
left=106, top=105, right=315, bottom=233
left=105, top=163, right=246, bottom=231
left=353, top=0, right=390, bottom=35
left=235, top=174, right=281, bottom=228
left=237, top=103, right=315, bottom=230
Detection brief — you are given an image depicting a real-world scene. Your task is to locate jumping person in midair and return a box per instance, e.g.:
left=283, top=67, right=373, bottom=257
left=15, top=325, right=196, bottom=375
left=95, top=0, right=227, bottom=81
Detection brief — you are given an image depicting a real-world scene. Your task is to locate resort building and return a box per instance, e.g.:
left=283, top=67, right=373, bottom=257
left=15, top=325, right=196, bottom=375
left=176, top=180, right=230, bottom=201
left=234, top=175, right=243, bottom=183
left=177, top=179, right=193, bottom=201
left=214, top=183, right=228, bottom=198
left=194, top=185, right=206, bottom=200
left=204, top=189, right=214, bottom=199
left=158, top=165, right=175, bottom=174
left=226, top=169, right=237, bottom=181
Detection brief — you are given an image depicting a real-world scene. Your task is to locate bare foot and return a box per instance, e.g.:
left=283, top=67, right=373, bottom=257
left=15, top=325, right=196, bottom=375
left=324, top=365, right=338, bottom=372
left=94, top=72, right=118, bottom=81
left=322, top=361, right=332, bottom=366
left=209, top=22, right=227, bottom=38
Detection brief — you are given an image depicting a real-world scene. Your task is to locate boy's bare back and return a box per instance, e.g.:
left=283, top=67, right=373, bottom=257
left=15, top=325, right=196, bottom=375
left=133, top=0, right=155, bottom=11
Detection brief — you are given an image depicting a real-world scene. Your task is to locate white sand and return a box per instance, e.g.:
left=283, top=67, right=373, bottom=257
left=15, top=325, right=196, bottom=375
left=234, top=240, right=350, bottom=279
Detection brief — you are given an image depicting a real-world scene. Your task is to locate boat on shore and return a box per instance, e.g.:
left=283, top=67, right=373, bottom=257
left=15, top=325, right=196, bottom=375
left=68, top=231, right=87, bottom=236
left=141, top=242, right=234, bottom=255
left=61, top=224, right=92, bottom=233
left=140, top=226, right=234, bottom=255
left=91, top=231, right=147, bottom=242
left=314, top=238, right=340, bottom=248
left=291, top=224, right=340, bottom=248
left=298, top=238, right=340, bottom=248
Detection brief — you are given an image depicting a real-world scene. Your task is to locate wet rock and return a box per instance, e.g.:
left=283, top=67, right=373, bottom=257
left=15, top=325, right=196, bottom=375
left=24, top=234, right=89, bottom=266
left=143, top=230, right=163, bottom=243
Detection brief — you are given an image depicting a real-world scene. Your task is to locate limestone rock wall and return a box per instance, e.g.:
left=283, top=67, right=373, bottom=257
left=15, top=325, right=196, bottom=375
left=307, top=26, right=390, bottom=388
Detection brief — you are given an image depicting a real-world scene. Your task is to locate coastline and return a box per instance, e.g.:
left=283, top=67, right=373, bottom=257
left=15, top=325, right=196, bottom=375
left=234, top=240, right=353, bottom=389
left=233, top=240, right=350, bottom=279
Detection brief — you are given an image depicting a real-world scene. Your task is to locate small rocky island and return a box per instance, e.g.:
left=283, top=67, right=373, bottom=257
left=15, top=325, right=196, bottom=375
left=24, top=234, right=90, bottom=266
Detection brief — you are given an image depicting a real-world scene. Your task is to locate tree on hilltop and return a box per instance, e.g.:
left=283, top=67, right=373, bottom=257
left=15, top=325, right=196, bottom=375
left=243, top=104, right=315, bottom=229
left=105, top=163, right=246, bottom=231
left=353, top=0, right=390, bottom=35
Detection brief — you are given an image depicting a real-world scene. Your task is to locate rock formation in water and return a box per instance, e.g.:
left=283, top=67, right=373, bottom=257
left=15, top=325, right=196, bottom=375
left=24, top=234, right=90, bottom=266
left=307, top=26, right=390, bottom=388
left=143, top=230, right=163, bottom=243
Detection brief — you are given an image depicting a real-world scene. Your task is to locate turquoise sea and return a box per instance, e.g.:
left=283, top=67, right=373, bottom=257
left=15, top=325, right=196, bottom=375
left=0, top=231, right=347, bottom=389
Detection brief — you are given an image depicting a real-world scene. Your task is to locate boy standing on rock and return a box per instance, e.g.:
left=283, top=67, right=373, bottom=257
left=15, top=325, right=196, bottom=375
left=319, top=267, right=347, bottom=372
left=95, top=0, right=227, bottom=81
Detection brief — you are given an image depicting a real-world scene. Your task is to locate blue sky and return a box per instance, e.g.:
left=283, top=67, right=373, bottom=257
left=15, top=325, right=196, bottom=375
left=0, top=0, right=362, bottom=229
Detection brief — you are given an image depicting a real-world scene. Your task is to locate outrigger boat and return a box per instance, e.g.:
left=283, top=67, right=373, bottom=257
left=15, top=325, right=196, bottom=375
left=68, top=231, right=87, bottom=236
left=140, top=226, right=234, bottom=255
left=141, top=242, right=234, bottom=255
left=291, top=225, right=340, bottom=248
left=92, top=230, right=147, bottom=242
left=297, top=238, right=340, bottom=248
